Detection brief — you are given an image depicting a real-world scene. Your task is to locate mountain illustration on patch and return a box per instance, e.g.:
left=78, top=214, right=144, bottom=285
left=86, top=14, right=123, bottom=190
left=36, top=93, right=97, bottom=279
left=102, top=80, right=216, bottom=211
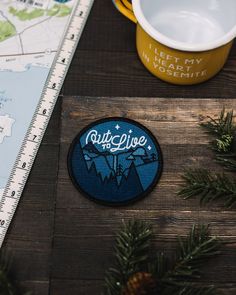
left=68, top=119, right=163, bottom=204
left=82, top=141, right=158, bottom=188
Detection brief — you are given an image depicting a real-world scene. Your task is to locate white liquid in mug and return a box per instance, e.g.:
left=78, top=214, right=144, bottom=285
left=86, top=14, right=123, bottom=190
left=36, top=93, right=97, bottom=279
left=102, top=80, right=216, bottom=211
left=150, top=8, right=225, bottom=44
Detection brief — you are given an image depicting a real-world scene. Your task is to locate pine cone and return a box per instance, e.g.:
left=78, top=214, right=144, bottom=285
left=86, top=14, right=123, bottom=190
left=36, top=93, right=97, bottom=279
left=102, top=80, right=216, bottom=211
left=122, top=272, right=157, bottom=295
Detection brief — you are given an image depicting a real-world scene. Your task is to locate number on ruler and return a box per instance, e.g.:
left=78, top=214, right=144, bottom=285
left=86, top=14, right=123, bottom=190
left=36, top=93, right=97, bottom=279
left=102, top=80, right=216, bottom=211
left=0, top=0, right=94, bottom=248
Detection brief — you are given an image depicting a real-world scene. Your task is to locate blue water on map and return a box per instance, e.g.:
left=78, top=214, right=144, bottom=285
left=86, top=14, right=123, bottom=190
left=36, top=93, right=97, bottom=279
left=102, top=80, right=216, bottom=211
left=0, top=66, right=50, bottom=188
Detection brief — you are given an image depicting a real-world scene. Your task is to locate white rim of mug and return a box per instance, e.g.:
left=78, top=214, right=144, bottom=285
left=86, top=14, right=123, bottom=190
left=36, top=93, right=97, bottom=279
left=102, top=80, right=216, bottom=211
left=132, top=0, right=236, bottom=52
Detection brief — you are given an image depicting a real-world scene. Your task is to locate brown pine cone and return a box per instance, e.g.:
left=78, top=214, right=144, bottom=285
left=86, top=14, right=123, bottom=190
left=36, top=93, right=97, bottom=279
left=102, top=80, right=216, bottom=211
left=122, top=272, right=157, bottom=295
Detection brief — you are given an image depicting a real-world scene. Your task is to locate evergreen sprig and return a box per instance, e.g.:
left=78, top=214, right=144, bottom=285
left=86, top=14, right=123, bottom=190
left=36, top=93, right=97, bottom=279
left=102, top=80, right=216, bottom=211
left=160, top=225, right=220, bottom=294
left=178, top=169, right=236, bottom=208
left=103, top=220, right=152, bottom=295
left=201, top=108, right=236, bottom=170
left=163, top=225, right=220, bottom=283
left=201, top=108, right=235, bottom=149
left=179, top=109, right=236, bottom=208
left=216, top=154, right=236, bottom=172
left=161, top=285, right=216, bottom=295
left=103, top=221, right=221, bottom=295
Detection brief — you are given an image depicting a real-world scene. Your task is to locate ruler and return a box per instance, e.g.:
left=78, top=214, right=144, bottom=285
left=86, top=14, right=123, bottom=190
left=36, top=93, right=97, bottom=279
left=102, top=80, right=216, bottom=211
left=0, top=0, right=94, bottom=248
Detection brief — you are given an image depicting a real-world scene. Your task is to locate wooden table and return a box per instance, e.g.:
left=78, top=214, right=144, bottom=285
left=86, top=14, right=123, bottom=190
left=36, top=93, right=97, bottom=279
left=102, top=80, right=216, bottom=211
left=4, top=1, right=236, bottom=294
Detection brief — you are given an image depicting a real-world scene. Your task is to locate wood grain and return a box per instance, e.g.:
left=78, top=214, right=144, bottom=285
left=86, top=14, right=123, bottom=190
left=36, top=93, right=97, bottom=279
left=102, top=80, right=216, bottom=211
left=51, top=96, right=236, bottom=294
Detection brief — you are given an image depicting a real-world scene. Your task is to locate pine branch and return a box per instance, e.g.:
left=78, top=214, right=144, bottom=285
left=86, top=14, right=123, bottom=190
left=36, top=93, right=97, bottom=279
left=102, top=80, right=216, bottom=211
left=102, top=220, right=152, bottom=295
left=201, top=108, right=235, bottom=145
left=201, top=108, right=236, bottom=170
left=162, top=225, right=221, bottom=286
left=162, top=284, right=217, bottom=295
left=177, top=286, right=218, bottom=295
left=178, top=169, right=236, bottom=208
left=148, top=252, right=168, bottom=279
left=176, top=286, right=216, bottom=295
left=103, top=222, right=220, bottom=295
left=216, top=154, right=236, bottom=172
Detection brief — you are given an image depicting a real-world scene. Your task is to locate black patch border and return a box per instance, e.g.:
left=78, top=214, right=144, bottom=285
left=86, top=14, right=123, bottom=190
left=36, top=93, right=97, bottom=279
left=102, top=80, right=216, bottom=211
left=67, top=117, right=163, bottom=206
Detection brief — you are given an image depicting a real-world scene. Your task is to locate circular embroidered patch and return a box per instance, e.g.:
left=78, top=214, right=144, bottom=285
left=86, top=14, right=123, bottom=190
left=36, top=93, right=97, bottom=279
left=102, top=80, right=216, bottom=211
left=68, top=118, right=163, bottom=205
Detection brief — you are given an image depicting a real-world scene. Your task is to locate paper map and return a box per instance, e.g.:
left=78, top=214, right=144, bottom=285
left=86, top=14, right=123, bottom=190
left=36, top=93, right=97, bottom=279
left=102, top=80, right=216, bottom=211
left=0, top=0, right=77, bottom=200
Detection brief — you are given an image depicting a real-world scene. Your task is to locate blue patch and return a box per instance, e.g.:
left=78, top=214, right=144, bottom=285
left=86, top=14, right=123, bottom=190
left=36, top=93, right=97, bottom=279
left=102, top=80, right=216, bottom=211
left=54, top=0, right=71, bottom=3
left=68, top=118, right=163, bottom=205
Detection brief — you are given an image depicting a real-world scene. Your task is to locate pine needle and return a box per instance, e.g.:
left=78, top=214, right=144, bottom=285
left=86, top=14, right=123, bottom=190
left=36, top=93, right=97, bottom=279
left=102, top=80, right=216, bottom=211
left=163, top=225, right=220, bottom=284
left=201, top=108, right=236, bottom=170
left=102, top=220, right=152, bottom=295
left=162, top=284, right=217, bottom=295
left=178, top=169, right=236, bottom=208
left=201, top=108, right=235, bottom=143
left=103, top=221, right=220, bottom=295
left=148, top=252, right=168, bottom=279
left=216, top=153, right=236, bottom=172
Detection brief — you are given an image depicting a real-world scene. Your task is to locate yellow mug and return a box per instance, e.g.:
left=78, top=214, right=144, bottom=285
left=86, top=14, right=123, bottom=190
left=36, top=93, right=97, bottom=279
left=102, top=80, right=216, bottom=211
left=113, top=0, right=236, bottom=85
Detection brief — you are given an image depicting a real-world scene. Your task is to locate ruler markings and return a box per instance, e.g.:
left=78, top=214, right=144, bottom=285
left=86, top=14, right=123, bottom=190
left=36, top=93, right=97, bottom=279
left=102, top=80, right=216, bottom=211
left=0, top=0, right=94, bottom=247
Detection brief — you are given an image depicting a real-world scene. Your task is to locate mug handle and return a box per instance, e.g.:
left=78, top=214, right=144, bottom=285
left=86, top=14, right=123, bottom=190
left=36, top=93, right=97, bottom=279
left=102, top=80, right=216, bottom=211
left=112, top=0, right=137, bottom=23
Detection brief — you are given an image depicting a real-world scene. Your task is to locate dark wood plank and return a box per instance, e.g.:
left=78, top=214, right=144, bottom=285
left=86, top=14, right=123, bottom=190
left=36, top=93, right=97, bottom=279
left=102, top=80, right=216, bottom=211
left=59, top=97, right=236, bottom=140
left=53, top=208, right=236, bottom=238
left=77, top=0, right=136, bottom=52
left=51, top=96, right=236, bottom=295
left=19, top=281, right=49, bottom=295
left=51, top=279, right=236, bottom=295
left=52, top=235, right=236, bottom=281
left=63, top=48, right=236, bottom=98
left=50, top=279, right=103, bottom=295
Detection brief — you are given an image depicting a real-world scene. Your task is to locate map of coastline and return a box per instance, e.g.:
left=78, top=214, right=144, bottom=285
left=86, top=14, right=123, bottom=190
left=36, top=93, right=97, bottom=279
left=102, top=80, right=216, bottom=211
left=0, top=0, right=76, bottom=198
left=0, top=114, right=15, bottom=143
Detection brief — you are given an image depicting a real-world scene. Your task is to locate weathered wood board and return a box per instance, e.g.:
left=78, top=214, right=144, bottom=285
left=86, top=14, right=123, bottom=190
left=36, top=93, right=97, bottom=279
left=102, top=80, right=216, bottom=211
left=50, top=97, right=236, bottom=295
